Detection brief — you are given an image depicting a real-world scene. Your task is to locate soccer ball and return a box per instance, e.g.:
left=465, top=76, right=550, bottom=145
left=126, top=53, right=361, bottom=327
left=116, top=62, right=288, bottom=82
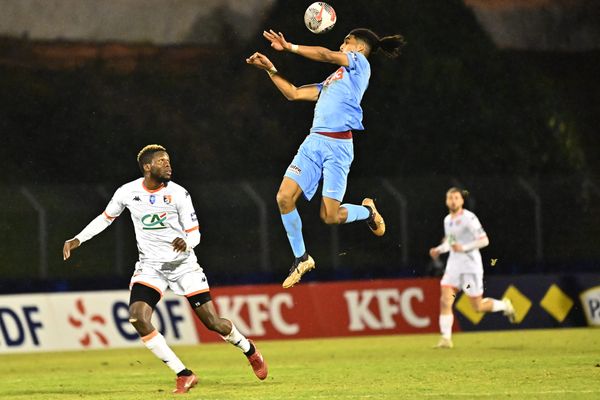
left=304, top=2, right=337, bottom=34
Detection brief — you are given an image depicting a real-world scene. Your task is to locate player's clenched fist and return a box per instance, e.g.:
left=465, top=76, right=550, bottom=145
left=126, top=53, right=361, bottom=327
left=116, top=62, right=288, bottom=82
left=245, top=52, right=274, bottom=71
left=63, top=238, right=81, bottom=260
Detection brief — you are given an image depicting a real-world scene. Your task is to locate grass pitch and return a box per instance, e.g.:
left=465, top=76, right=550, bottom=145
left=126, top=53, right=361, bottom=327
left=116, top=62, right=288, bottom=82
left=1, top=328, right=599, bottom=399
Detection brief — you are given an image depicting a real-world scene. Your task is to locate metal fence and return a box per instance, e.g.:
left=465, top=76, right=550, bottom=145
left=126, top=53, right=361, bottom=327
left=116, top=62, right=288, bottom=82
left=2, top=175, right=599, bottom=285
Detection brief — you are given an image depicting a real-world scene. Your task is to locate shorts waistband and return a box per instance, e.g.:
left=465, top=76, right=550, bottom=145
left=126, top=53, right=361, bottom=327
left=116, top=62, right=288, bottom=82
left=315, top=131, right=353, bottom=139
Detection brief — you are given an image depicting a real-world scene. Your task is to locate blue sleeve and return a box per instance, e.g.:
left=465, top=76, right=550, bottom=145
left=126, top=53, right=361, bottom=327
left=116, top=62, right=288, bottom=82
left=346, top=51, right=368, bottom=71
left=316, top=82, right=324, bottom=92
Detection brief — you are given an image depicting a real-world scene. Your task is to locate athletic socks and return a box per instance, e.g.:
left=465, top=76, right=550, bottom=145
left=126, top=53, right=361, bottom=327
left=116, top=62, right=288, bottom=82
left=341, top=204, right=371, bottom=224
left=489, top=298, right=508, bottom=312
left=177, top=369, right=194, bottom=377
left=281, top=208, right=306, bottom=258
left=221, top=321, right=252, bottom=354
left=439, top=314, right=454, bottom=340
left=142, top=330, right=186, bottom=374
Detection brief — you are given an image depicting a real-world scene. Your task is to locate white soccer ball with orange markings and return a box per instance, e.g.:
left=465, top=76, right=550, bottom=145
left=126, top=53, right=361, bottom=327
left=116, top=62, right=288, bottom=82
left=304, top=2, right=337, bottom=34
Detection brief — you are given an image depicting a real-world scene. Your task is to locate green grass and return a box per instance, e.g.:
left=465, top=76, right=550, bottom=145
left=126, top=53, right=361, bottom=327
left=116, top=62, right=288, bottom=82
left=1, top=328, right=599, bottom=399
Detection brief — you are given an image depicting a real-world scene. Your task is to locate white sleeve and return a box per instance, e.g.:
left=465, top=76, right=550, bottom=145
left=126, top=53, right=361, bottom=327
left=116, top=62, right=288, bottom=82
left=462, top=236, right=490, bottom=252
left=177, top=189, right=200, bottom=234
left=73, top=186, right=124, bottom=244
left=104, top=186, right=126, bottom=220
left=185, top=229, right=201, bottom=251
left=467, top=215, right=487, bottom=239
left=435, top=237, right=450, bottom=254
left=462, top=215, right=489, bottom=251
left=74, top=214, right=114, bottom=244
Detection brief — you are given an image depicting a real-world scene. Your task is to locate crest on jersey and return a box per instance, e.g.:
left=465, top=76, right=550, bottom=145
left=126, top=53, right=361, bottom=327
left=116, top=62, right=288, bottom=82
left=149, top=195, right=156, bottom=204
left=163, top=195, right=172, bottom=204
left=141, top=212, right=168, bottom=230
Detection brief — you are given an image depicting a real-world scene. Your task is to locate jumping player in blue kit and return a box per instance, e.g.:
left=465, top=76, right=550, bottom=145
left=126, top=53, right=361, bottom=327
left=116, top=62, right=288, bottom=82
left=246, top=28, right=405, bottom=288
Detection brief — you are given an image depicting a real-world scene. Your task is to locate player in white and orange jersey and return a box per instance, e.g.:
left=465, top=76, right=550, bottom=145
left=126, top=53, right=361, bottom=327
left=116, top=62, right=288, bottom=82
left=63, top=144, right=267, bottom=394
left=429, top=187, right=515, bottom=349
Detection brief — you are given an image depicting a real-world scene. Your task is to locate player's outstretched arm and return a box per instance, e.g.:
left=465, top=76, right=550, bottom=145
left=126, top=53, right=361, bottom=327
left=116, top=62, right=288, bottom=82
left=246, top=52, right=319, bottom=101
left=263, top=30, right=349, bottom=67
left=62, top=213, right=115, bottom=260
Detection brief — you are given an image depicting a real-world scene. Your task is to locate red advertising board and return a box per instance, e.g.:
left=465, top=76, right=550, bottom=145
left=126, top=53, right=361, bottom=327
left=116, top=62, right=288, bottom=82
left=194, top=278, right=447, bottom=342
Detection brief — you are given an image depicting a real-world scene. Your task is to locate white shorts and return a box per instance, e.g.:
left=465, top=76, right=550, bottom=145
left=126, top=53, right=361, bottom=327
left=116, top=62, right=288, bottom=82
left=441, top=270, right=484, bottom=297
left=129, top=260, right=210, bottom=298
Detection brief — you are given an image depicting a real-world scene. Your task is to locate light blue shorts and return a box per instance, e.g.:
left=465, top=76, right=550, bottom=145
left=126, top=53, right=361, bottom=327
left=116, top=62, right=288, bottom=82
left=284, top=133, right=354, bottom=202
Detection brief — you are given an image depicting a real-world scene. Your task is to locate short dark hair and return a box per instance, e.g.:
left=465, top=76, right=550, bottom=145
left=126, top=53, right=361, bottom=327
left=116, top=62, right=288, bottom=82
left=348, top=28, right=406, bottom=58
left=447, top=187, right=469, bottom=199
left=137, top=144, right=166, bottom=173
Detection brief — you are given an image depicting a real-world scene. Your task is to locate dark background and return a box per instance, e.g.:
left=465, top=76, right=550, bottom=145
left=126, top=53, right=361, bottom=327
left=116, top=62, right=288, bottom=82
left=1, top=0, right=599, bottom=293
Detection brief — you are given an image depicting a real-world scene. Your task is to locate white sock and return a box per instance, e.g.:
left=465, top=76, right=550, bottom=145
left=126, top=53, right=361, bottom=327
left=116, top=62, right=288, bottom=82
left=142, top=330, right=186, bottom=374
left=221, top=321, right=251, bottom=353
left=489, top=298, right=507, bottom=312
left=439, top=314, right=454, bottom=339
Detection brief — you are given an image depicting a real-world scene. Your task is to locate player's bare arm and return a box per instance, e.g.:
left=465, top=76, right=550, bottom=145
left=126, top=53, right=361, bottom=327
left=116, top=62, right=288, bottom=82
left=63, top=238, right=80, bottom=260
left=246, top=52, right=319, bottom=101
left=263, top=30, right=349, bottom=66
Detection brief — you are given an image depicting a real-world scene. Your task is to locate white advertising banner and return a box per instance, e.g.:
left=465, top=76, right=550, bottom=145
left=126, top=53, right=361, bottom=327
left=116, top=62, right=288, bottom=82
left=0, top=290, right=199, bottom=353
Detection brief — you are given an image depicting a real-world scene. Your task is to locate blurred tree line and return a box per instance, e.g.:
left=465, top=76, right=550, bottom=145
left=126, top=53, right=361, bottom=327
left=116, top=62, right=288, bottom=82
left=1, top=0, right=598, bottom=185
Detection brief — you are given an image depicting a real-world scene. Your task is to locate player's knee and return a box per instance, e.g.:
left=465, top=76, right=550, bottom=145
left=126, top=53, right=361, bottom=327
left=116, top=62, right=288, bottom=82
left=129, top=305, right=150, bottom=327
left=276, top=190, right=294, bottom=213
left=440, top=295, right=453, bottom=310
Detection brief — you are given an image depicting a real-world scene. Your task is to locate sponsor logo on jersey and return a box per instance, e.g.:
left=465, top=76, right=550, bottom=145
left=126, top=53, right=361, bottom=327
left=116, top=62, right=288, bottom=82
left=133, top=196, right=141, bottom=202
left=149, top=195, right=156, bottom=204
left=323, top=67, right=344, bottom=87
left=287, top=165, right=302, bottom=176
left=141, top=212, right=168, bottom=230
left=163, top=195, right=172, bottom=204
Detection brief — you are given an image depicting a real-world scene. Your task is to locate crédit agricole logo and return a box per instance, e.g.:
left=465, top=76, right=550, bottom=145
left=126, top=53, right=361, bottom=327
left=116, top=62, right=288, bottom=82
left=142, top=212, right=168, bottom=230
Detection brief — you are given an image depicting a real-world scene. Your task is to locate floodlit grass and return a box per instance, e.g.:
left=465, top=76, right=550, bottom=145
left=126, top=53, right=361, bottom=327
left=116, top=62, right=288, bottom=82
left=1, top=328, right=599, bottom=399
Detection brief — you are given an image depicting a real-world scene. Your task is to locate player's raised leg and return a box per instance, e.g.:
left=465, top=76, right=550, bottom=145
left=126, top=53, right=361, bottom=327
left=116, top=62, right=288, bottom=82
left=128, top=283, right=198, bottom=394
left=436, top=285, right=457, bottom=349
left=320, top=197, right=385, bottom=235
left=463, top=273, right=516, bottom=323
left=191, top=298, right=268, bottom=380
left=277, top=177, right=316, bottom=288
left=468, top=296, right=516, bottom=323
left=319, top=153, right=385, bottom=235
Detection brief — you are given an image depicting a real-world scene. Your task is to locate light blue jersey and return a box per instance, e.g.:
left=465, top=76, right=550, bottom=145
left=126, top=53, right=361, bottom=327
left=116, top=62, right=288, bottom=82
left=310, top=51, right=371, bottom=133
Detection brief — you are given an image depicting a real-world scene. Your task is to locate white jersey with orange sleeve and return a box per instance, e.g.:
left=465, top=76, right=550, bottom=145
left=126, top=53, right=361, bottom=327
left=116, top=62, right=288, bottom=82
left=103, top=178, right=200, bottom=266
left=443, top=209, right=487, bottom=274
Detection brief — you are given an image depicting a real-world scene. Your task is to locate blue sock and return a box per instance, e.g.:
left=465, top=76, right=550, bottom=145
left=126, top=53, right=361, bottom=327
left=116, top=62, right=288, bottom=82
left=281, top=209, right=306, bottom=258
left=341, top=204, right=371, bottom=224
